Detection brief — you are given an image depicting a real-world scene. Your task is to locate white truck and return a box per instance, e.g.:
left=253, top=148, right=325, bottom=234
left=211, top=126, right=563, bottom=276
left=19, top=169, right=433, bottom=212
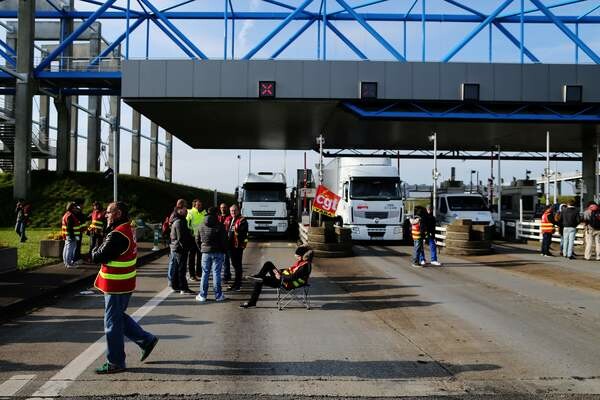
left=436, top=192, right=495, bottom=226
left=322, top=158, right=404, bottom=240
left=240, top=172, right=288, bottom=235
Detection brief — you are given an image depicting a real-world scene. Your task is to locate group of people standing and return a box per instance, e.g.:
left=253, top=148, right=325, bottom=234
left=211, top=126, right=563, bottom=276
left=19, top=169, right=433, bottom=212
left=166, top=199, right=248, bottom=303
left=61, top=200, right=106, bottom=268
left=541, top=200, right=600, bottom=260
left=409, top=205, right=442, bottom=268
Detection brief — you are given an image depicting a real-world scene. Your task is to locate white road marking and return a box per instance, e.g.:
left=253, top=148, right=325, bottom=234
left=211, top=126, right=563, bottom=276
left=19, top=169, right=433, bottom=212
left=27, top=286, right=173, bottom=399
left=0, top=374, right=35, bottom=397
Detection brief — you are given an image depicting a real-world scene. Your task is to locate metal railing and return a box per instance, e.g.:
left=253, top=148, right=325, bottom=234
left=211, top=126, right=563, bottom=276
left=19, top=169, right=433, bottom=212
left=435, top=226, right=446, bottom=247
left=516, top=220, right=584, bottom=245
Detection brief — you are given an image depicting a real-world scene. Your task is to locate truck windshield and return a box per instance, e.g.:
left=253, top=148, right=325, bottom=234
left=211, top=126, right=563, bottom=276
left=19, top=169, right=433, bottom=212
left=447, top=196, right=489, bottom=211
left=243, top=184, right=286, bottom=202
left=350, top=177, right=401, bottom=200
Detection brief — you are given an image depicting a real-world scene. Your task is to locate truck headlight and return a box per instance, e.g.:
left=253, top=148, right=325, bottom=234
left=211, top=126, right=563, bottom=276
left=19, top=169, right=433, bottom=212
left=393, top=226, right=402, bottom=234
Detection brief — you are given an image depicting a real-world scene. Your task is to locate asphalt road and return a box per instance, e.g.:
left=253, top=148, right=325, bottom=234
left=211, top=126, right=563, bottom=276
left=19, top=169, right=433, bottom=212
left=1, top=241, right=600, bottom=399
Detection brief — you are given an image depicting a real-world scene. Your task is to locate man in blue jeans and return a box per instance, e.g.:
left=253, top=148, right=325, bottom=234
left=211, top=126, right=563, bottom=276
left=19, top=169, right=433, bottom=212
left=421, top=205, right=442, bottom=266
left=196, top=207, right=228, bottom=302
left=92, top=201, right=158, bottom=374
left=560, top=199, right=580, bottom=260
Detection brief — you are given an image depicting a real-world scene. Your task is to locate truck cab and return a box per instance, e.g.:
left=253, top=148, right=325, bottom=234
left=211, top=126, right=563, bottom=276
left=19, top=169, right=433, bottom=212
left=324, top=158, right=404, bottom=241
left=240, top=172, right=288, bottom=235
left=436, top=193, right=494, bottom=226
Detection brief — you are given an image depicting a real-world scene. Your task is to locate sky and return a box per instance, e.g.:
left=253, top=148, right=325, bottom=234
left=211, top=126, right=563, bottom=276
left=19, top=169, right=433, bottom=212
left=20, top=0, right=600, bottom=195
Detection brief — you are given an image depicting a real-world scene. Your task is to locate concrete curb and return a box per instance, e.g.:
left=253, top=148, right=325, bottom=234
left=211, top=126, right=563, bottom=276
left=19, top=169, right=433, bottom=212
left=0, top=247, right=169, bottom=322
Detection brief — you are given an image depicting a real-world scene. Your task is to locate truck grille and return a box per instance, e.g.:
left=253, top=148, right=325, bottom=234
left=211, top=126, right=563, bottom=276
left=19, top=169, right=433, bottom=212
left=365, top=212, right=388, bottom=219
left=252, top=210, right=276, bottom=217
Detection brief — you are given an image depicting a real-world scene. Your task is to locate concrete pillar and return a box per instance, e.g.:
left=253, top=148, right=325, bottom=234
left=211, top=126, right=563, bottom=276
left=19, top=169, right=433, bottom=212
left=131, top=110, right=141, bottom=176
left=582, top=130, right=598, bottom=204
left=69, top=96, right=78, bottom=171
left=86, top=95, right=101, bottom=171
left=87, top=35, right=102, bottom=172
left=37, top=95, right=50, bottom=170
left=109, top=96, right=121, bottom=172
left=149, top=122, right=158, bottom=179
left=13, top=0, right=35, bottom=199
left=165, top=132, right=173, bottom=182
left=55, top=96, right=71, bottom=174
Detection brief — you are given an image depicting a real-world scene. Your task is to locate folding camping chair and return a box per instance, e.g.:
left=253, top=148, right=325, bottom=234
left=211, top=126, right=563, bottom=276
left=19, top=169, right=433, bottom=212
left=276, top=261, right=312, bottom=311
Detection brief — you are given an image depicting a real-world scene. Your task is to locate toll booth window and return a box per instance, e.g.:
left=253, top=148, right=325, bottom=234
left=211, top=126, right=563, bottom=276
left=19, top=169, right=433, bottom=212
left=501, top=196, right=512, bottom=210
left=350, top=178, right=401, bottom=200
left=439, top=198, right=448, bottom=214
left=447, top=196, right=488, bottom=211
left=522, top=196, right=534, bottom=211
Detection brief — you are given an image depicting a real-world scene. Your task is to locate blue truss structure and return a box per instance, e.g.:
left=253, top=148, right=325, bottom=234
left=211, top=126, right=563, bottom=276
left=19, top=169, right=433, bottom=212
left=0, top=0, right=599, bottom=122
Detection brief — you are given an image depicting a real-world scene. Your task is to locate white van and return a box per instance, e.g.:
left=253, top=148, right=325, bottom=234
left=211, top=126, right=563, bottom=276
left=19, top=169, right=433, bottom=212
left=436, top=193, right=494, bottom=226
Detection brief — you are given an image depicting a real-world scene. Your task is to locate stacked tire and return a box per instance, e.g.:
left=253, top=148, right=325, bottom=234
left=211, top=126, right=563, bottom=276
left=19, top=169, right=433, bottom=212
left=305, top=225, right=353, bottom=258
left=444, top=219, right=493, bottom=256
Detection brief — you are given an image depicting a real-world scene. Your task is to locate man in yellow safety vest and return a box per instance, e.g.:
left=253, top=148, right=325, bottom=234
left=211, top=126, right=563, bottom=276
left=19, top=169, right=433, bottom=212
left=186, top=199, right=206, bottom=280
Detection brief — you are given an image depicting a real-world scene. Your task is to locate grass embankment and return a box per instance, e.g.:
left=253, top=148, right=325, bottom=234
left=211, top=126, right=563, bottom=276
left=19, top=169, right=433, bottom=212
left=0, top=228, right=90, bottom=270
left=0, top=171, right=235, bottom=228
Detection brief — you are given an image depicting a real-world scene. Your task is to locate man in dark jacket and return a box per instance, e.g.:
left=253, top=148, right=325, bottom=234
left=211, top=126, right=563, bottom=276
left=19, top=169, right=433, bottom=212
left=561, top=199, right=580, bottom=260
left=196, top=207, right=228, bottom=302
left=224, top=204, right=248, bottom=291
left=168, top=205, right=195, bottom=294
left=422, top=205, right=442, bottom=266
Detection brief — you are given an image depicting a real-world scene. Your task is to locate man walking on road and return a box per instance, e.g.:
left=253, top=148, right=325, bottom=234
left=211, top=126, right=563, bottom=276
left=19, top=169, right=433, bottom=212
left=92, top=201, right=158, bottom=374
left=224, top=204, right=248, bottom=291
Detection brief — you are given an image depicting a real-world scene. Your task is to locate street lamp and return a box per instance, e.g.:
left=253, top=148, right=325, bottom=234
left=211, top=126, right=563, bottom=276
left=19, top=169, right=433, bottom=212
left=429, top=132, right=440, bottom=216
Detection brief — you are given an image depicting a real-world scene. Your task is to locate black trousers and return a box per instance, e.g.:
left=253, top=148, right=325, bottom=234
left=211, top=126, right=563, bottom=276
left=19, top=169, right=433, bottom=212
left=541, top=232, right=553, bottom=255
left=247, top=262, right=281, bottom=305
left=89, top=234, right=103, bottom=256
left=222, top=252, right=231, bottom=281
left=188, top=244, right=201, bottom=277
left=229, top=248, right=245, bottom=288
left=74, top=235, right=82, bottom=261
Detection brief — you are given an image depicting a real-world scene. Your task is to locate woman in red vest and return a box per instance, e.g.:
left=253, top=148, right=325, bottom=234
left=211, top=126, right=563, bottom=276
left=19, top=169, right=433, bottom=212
left=91, top=201, right=158, bottom=374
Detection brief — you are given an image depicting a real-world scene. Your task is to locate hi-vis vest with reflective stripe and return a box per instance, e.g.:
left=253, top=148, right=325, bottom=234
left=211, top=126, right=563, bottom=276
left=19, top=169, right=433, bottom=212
left=411, top=221, right=421, bottom=241
left=94, top=222, right=138, bottom=294
left=281, top=260, right=308, bottom=289
left=227, top=216, right=248, bottom=249
left=540, top=212, right=554, bottom=234
left=89, top=210, right=105, bottom=234
left=61, top=211, right=80, bottom=240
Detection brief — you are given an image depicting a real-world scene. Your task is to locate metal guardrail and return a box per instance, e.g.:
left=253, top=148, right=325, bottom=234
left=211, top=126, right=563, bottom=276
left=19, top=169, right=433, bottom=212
left=516, top=220, right=584, bottom=245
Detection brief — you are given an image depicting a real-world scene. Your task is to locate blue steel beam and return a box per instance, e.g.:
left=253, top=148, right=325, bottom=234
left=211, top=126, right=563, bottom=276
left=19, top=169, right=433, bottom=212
left=271, top=19, right=315, bottom=59
left=0, top=39, right=16, bottom=57
left=500, top=0, right=587, bottom=18
left=151, top=18, right=197, bottom=58
left=35, top=0, right=117, bottom=72
left=335, top=0, right=406, bottom=61
left=79, top=0, right=145, bottom=17
left=261, top=0, right=316, bottom=17
left=139, top=0, right=208, bottom=59
left=88, top=17, right=145, bottom=67
left=442, top=0, right=515, bottom=63
left=529, top=0, right=600, bottom=64
left=442, top=0, right=540, bottom=63
left=328, top=0, right=390, bottom=17
left=342, top=103, right=600, bottom=122
left=326, top=21, right=368, bottom=60
left=243, top=0, right=314, bottom=60
left=161, top=0, right=199, bottom=13
left=0, top=47, right=16, bottom=67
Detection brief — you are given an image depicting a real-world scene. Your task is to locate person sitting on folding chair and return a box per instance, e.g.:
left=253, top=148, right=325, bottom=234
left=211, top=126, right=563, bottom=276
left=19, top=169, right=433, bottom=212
left=240, top=245, right=313, bottom=309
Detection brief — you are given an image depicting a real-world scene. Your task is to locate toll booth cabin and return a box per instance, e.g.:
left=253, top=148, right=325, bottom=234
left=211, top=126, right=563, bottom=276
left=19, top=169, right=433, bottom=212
left=500, top=179, right=539, bottom=221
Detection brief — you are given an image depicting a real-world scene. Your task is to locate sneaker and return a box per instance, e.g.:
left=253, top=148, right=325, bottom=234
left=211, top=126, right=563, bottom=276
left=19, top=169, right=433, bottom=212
left=189, top=276, right=199, bottom=282
left=420, top=260, right=427, bottom=266
left=568, top=256, right=576, bottom=260
left=95, top=362, right=126, bottom=374
left=215, top=294, right=226, bottom=302
left=140, top=337, right=159, bottom=362
left=239, top=302, right=255, bottom=308
left=196, top=295, right=207, bottom=302
left=431, top=261, right=442, bottom=266
left=180, top=289, right=196, bottom=295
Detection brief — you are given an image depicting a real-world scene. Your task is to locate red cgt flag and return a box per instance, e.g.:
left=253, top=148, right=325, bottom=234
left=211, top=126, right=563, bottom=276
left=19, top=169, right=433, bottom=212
left=312, top=185, right=341, bottom=217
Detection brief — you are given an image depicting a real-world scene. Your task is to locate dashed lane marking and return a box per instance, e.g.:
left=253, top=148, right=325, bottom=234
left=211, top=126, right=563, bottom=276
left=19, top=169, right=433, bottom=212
left=27, top=286, right=173, bottom=399
left=0, top=374, right=35, bottom=397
